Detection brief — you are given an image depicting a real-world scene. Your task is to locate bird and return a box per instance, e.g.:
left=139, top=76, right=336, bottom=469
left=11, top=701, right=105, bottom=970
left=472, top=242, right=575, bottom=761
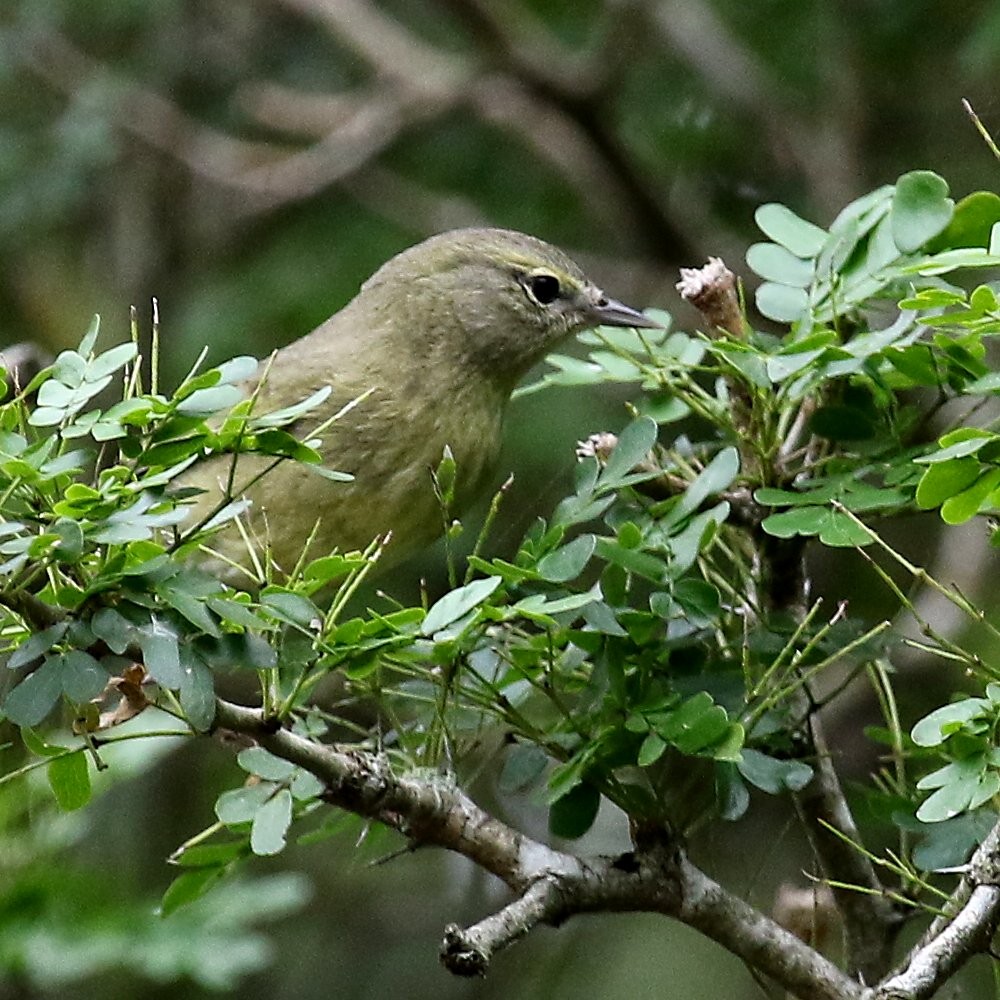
left=183, top=228, right=658, bottom=583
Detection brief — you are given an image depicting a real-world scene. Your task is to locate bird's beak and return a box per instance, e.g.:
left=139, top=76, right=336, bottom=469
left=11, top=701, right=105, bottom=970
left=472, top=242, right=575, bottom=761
left=589, top=297, right=662, bottom=330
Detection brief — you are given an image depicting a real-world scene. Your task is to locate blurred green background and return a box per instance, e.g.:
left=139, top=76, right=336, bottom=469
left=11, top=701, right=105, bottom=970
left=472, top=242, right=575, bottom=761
left=2, top=1, right=1000, bottom=997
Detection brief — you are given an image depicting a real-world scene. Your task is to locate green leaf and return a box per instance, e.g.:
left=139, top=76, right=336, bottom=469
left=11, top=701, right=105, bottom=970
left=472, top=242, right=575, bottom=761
left=965, top=372, right=1000, bottom=395
left=51, top=351, right=87, bottom=392
left=177, top=385, right=245, bottom=416
left=51, top=518, right=85, bottom=563
left=2, top=657, right=64, bottom=726
left=536, top=534, right=596, bottom=583
left=970, top=284, right=998, bottom=313
left=79, top=314, right=101, bottom=357
left=653, top=692, right=731, bottom=754
left=673, top=578, right=721, bottom=624
left=158, top=583, right=222, bottom=637
left=308, top=465, right=355, bottom=483
left=597, top=417, right=658, bottom=488
left=528, top=354, right=604, bottom=390
left=138, top=620, right=184, bottom=688
left=766, top=348, right=828, bottom=383
left=548, top=781, right=601, bottom=839
left=917, top=768, right=980, bottom=822
left=594, top=536, right=669, bottom=583
left=260, top=591, right=321, bottom=628
left=215, top=783, right=275, bottom=825
left=708, top=342, right=770, bottom=387
left=709, top=723, right=745, bottom=762
left=90, top=607, right=134, bottom=654
left=140, top=435, right=210, bottom=469
left=755, top=283, right=809, bottom=323
left=817, top=510, right=874, bottom=547
left=238, top=747, right=297, bottom=781
left=251, top=386, right=332, bottom=429
left=754, top=203, right=826, bottom=258
left=716, top=762, right=750, bottom=821
left=637, top=730, right=667, bottom=766
left=899, top=288, right=967, bottom=310
left=47, top=751, right=92, bottom=811
left=196, top=632, right=277, bottom=671
left=202, top=599, right=266, bottom=633
left=581, top=600, right=626, bottom=636
left=36, top=380, right=75, bottom=408
left=251, top=429, right=322, bottom=462
left=840, top=484, right=908, bottom=513
left=58, top=650, right=107, bottom=702
left=87, top=342, right=137, bottom=380
left=925, top=191, right=1000, bottom=253
left=302, top=554, right=362, bottom=586
left=173, top=841, right=248, bottom=869
left=969, top=770, right=1000, bottom=811
left=891, top=171, right=954, bottom=252
left=250, top=788, right=293, bottom=856
left=421, top=576, right=502, bottom=635
left=667, top=447, right=739, bottom=524
left=916, top=431, right=995, bottom=464
left=638, top=391, right=690, bottom=425
left=215, top=356, right=259, bottom=384
left=911, top=699, right=990, bottom=747
left=917, top=459, right=985, bottom=510
left=20, top=727, right=65, bottom=757
left=160, top=866, right=227, bottom=917
left=28, top=406, right=67, bottom=427
left=940, top=469, right=1000, bottom=524
left=663, top=502, right=729, bottom=575
left=761, top=506, right=829, bottom=539
left=513, top=583, right=602, bottom=621
left=8, top=622, right=69, bottom=669
left=910, top=247, right=1000, bottom=276
left=291, top=770, right=324, bottom=800
left=746, top=242, right=815, bottom=286
left=738, top=749, right=814, bottom=794
left=911, top=809, right=997, bottom=871
left=179, top=656, right=216, bottom=732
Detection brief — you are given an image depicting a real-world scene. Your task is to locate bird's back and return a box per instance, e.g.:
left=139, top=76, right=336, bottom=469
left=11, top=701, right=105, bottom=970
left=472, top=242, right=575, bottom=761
left=182, top=291, right=508, bottom=582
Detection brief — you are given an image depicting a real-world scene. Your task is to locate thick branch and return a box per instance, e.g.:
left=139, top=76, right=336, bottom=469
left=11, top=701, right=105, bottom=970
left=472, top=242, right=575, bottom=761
left=213, top=697, right=548, bottom=887
left=212, top=698, right=859, bottom=998
left=23, top=31, right=446, bottom=215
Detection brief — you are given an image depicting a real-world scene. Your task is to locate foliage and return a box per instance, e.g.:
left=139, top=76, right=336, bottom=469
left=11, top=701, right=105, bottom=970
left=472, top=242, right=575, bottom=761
left=0, top=769, right=310, bottom=992
left=4, top=169, right=1000, bottom=988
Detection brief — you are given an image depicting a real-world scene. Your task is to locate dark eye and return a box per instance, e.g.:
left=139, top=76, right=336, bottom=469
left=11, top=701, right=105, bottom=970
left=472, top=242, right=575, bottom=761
left=529, top=273, right=561, bottom=305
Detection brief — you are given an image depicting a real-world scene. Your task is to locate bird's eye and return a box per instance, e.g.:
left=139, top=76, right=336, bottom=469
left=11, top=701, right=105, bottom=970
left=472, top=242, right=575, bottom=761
left=528, top=273, right=561, bottom=305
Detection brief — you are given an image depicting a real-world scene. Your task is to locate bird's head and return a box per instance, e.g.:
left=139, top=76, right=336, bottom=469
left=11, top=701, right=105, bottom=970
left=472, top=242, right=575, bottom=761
left=359, top=227, right=659, bottom=386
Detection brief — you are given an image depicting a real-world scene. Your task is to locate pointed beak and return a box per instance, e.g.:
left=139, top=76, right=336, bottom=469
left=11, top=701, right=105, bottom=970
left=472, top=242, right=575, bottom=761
left=589, top=296, right=662, bottom=330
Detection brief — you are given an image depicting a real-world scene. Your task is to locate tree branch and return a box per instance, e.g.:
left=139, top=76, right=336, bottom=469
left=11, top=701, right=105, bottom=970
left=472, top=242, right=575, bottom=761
left=869, top=820, right=1000, bottom=999
left=22, top=30, right=447, bottom=217
left=212, top=697, right=860, bottom=998
left=440, top=878, right=559, bottom=976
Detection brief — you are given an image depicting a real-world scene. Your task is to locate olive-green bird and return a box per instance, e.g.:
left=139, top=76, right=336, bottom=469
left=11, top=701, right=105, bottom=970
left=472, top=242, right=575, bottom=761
left=185, top=228, right=657, bottom=582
